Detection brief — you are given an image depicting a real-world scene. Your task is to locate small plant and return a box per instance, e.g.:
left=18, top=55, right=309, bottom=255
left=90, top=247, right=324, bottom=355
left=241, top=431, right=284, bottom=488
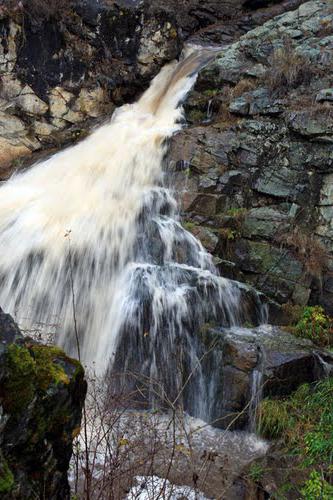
left=294, top=306, right=333, bottom=348
left=257, top=378, right=333, bottom=497
left=301, top=470, right=333, bottom=500
left=219, top=227, right=238, bottom=240
left=231, top=78, right=257, bottom=98
left=257, top=399, right=292, bottom=439
left=226, top=207, right=247, bottom=218
left=0, top=459, right=14, bottom=494
left=248, top=462, right=265, bottom=483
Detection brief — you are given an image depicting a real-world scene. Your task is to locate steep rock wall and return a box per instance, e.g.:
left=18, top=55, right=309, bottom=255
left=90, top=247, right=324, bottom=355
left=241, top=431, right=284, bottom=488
left=169, top=0, right=333, bottom=317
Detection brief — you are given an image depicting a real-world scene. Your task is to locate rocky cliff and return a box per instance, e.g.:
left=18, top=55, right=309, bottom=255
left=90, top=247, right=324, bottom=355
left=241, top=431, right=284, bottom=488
left=0, top=309, right=86, bottom=499
left=170, top=0, right=333, bottom=317
left=0, top=0, right=332, bottom=319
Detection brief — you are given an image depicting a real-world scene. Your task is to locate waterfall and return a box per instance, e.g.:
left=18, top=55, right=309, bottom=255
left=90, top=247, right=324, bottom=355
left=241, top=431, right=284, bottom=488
left=0, top=48, right=265, bottom=420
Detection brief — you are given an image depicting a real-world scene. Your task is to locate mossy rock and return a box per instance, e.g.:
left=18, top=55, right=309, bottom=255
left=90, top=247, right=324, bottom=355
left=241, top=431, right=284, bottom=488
left=0, top=457, right=14, bottom=495
left=0, top=308, right=86, bottom=499
left=2, top=344, right=75, bottom=414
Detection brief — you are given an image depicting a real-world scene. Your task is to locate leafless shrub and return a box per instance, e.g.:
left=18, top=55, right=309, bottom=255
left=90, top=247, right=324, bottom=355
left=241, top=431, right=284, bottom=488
left=70, top=368, right=263, bottom=500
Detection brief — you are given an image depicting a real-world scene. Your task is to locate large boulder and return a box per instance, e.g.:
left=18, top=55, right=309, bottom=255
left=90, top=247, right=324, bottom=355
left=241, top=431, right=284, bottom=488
left=0, top=309, right=86, bottom=499
left=201, top=324, right=333, bottom=430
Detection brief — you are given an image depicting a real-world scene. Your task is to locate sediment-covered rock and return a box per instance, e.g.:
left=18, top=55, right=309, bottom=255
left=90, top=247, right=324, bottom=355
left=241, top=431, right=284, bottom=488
left=0, top=309, right=86, bottom=499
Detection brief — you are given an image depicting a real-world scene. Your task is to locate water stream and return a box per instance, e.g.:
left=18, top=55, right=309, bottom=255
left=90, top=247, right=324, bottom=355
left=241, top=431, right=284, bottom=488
left=0, top=48, right=266, bottom=422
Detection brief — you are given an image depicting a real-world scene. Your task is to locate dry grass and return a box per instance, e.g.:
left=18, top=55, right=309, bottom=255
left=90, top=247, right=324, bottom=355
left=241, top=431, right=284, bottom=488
left=231, top=78, right=257, bottom=98
left=275, top=227, right=329, bottom=282
left=1, top=0, right=75, bottom=20
left=265, top=41, right=316, bottom=95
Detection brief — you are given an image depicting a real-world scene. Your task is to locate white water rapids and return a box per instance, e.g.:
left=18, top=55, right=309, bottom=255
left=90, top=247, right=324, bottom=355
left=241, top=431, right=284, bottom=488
left=0, top=49, right=265, bottom=418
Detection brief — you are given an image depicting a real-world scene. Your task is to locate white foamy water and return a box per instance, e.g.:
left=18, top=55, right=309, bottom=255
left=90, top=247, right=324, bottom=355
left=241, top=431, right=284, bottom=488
left=69, top=405, right=268, bottom=499
left=0, top=49, right=266, bottom=426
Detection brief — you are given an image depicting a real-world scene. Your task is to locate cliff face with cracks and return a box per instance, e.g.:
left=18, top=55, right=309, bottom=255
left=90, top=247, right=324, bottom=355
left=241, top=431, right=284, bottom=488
left=0, top=309, right=86, bottom=499
left=169, top=0, right=333, bottom=318
left=0, top=0, right=304, bottom=175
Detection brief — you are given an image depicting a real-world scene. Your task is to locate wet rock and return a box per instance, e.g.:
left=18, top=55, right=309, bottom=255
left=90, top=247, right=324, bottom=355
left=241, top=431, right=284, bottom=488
left=0, top=309, right=86, bottom=499
left=204, top=324, right=333, bottom=430
left=242, top=207, right=291, bottom=239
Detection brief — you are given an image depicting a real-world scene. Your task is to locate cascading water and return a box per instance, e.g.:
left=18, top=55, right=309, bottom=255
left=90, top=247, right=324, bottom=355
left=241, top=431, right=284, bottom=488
left=0, top=48, right=265, bottom=421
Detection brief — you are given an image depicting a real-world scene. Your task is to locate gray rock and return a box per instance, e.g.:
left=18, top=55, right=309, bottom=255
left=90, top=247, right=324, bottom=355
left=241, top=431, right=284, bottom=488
left=229, top=88, right=284, bottom=116
left=287, top=110, right=333, bottom=138
left=316, top=88, right=333, bottom=103
left=203, top=324, right=333, bottom=430
left=242, top=207, right=290, bottom=239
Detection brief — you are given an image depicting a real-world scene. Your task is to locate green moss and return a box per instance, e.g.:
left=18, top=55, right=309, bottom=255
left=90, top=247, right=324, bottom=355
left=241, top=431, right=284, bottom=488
left=3, top=343, right=79, bottom=413
left=202, top=89, right=218, bottom=97
left=31, top=345, right=70, bottom=390
left=4, top=344, right=36, bottom=413
left=183, top=220, right=197, bottom=232
left=0, top=458, right=14, bottom=494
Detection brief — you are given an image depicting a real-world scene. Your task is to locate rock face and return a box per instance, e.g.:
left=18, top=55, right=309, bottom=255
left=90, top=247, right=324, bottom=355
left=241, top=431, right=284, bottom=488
left=0, top=0, right=182, bottom=176
left=0, top=309, right=86, bottom=499
left=201, top=324, right=333, bottom=429
left=0, top=0, right=307, bottom=177
left=170, top=0, right=333, bottom=316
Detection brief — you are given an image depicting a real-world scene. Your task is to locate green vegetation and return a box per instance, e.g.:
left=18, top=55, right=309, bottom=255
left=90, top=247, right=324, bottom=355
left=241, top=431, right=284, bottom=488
left=294, top=306, right=333, bottom=348
left=301, top=470, right=333, bottom=500
left=285, top=306, right=333, bottom=348
left=219, top=227, right=238, bottom=240
left=257, top=378, right=333, bottom=498
left=3, top=343, right=74, bottom=414
left=226, top=207, right=247, bottom=218
left=188, top=109, right=206, bottom=123
left=0, top=458, right=14, bottom=494
left=202, top=89, right=218, bottom=98
left=248, top=462, right=265, bottom=483
left=32, top=345, right=70, bottom=390
left=5, top=344, right=37, bottom=413
left=183, top=220, right=197, bottom=232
